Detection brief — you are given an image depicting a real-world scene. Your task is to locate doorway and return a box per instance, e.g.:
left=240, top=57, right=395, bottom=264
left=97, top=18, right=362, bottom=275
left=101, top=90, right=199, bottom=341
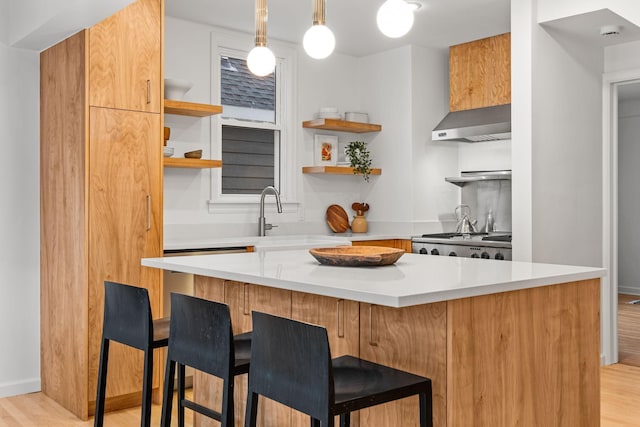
left=603, top=72, right=640, bottom=366
left=616, top=82, right=640, bottom=366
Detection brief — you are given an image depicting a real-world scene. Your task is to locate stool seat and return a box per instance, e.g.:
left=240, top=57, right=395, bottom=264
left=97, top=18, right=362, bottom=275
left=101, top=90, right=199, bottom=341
left=233, top=331, right=252, bottom=374
left=332, top=355, right=429, bottom=413
left=94, top=281, right=168, bottom=427
left=161, top=293, right=251, bottom=427
left=153, top=317, right=170, bottom=345
left=245, top=311, right=433, bottom=427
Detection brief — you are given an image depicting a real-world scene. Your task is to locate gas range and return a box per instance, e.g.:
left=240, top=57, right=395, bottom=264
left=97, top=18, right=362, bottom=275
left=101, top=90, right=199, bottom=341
left=411, top=232, right=512, bottom=260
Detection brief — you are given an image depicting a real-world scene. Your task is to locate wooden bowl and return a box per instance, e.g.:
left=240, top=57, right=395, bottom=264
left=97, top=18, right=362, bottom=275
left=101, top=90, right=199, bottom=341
left=309, top=246, right=405, bottom=267
left=184, top=149, right=202, bottom=159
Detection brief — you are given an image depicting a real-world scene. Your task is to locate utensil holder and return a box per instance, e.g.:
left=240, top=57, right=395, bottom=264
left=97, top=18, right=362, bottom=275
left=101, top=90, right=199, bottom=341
left=351, top=215, right=368, bottom=233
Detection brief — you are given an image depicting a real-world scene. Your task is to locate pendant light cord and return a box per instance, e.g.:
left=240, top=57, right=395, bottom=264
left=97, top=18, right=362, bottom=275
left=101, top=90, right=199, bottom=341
left=313, top=0, right=325, bottom=26
left=255, top=0, right=267, bottom=47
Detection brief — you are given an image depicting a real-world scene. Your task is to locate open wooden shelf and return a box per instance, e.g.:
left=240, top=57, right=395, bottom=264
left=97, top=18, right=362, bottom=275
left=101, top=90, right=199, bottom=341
left=164, top=158, right=222, bottom=168
left=302, top=118, right=382, bottom=133
left=302, top=166, right=382, bottom=175
left=164, top=99, right=223, bottom=117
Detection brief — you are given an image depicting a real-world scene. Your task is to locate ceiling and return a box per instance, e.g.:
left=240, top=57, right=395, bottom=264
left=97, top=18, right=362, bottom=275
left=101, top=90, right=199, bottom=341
left=165, top=0, right=511, bottom=57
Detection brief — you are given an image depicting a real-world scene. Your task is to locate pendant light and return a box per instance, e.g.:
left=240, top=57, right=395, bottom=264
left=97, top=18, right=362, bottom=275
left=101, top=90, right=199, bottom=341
left=247, top=0, right=276, bottom=76
left=303, top=0, right=335, bottom=59
left=377, top=0, right=415, bottom=38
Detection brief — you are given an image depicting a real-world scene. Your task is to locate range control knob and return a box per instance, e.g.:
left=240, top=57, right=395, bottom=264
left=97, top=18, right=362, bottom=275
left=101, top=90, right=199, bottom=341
left=449, top=251, right=457, bottom=256
left=419, top=248, right=428, bottom=255
left=471, top=253, right=480, bottom=258
left=430, top=249, right=440, bottom=256
left=495, top=253, right=505, bottom=260
left=481, top=252, right=490, bottom=259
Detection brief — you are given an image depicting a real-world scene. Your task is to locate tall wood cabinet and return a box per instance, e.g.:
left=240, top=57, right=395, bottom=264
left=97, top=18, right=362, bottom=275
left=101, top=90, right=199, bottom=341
left=40, top=0, right=164, bottom=420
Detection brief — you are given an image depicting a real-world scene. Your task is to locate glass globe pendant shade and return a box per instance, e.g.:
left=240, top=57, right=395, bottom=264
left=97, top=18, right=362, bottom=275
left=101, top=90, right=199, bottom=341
left=377, top=0, right=414, bottom=38
left=303, top=24, right=335, bottom=59
left=247, top=45, right=276, bottom=76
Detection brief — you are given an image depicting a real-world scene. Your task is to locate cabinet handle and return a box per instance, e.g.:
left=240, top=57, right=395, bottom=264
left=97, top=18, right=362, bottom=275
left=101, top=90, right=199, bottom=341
left=146, top=195, right=151, bottom=231
left=369, top=304, right=378, bottom=346
left=336, top=299, right=345, bottom=338
left=243, top=283, right=250, bottom=315
left=146, top=80, right=151, bottom=104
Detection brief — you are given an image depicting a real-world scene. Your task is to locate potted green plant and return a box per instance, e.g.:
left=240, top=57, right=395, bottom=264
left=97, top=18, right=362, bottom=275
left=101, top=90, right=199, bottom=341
left=345, top=141, right=373, bottom=182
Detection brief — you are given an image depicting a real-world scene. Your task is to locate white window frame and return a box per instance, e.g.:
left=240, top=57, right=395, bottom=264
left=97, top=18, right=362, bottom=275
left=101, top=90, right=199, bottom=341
left=208, top=31, right=297, bottom=214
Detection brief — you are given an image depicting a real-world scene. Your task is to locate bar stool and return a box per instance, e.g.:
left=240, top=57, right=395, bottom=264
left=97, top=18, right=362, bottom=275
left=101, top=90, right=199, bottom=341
left=94, top=281, right=170, bottom=427
left=161, top=293, right=251, bottom=427
left=245, top=311, right=433, bottom=427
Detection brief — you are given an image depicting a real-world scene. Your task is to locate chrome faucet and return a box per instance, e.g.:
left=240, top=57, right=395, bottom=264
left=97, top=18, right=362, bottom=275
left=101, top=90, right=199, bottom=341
left=258, top=185, right=283, bottom=236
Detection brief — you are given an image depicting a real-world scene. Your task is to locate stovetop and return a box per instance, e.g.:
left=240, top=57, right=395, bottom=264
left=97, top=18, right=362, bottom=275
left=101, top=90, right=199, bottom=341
left=418, top=232, right=512, bottom=243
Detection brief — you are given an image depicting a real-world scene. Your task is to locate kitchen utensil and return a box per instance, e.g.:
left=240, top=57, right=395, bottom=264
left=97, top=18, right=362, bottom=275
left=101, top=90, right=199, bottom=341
left=184, top=149, right=202, bottom=159
left=454, top=204, right=477, bottom=233
left=326, top=205, right=350, bottom=233
left=351, top=202, right=370, bottom=217
left=309, top=246, right=405, bottom=266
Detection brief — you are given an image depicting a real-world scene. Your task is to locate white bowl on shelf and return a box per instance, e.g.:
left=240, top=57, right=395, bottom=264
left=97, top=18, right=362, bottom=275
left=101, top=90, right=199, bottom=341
left=163, top=146, right=174, bottom=157
left=164, top=78, right=193, bottom=100
left=345, top=112, right=369, bottom=123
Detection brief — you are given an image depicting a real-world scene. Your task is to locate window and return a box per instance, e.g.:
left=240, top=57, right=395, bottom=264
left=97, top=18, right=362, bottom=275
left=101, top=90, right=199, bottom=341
left=220, top=57, right=278, bottom=194
left=210, top=33, right=295, bottom=209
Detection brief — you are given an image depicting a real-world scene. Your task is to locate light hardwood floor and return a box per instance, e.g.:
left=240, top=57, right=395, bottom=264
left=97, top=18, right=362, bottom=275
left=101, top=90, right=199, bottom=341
left=0, top=365, right=639, bottom=426
left=0, top=391, right=194, bottom=427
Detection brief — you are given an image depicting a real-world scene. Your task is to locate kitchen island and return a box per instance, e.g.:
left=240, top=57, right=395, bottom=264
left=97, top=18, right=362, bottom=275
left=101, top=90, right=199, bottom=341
left=142, top=250, right=605, bottom=427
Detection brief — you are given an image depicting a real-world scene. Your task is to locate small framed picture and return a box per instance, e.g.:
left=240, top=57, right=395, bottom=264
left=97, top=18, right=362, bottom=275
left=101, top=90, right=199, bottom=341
left=314, top=134, right=338, bottom=166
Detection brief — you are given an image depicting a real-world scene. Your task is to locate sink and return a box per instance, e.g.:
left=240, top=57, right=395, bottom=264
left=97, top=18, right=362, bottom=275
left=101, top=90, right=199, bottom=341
left=253, top=235, right=351, bottom=251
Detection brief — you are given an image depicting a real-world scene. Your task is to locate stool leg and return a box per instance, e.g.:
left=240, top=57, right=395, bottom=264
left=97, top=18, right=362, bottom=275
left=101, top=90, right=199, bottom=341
left=177, top=363, right=186, bottom=427
left=244, top=391, right=259, bottom=427
left=339, top=413, right=350, bottom=427
left=140, top=347, right=154, bottom=427
left=419, top=387, right=433, bottom=427
left=93, top=338, right=110, bottom=427
left=221, top=374, right=234, bottom=427
left=160, top=358, right=176, bottom=427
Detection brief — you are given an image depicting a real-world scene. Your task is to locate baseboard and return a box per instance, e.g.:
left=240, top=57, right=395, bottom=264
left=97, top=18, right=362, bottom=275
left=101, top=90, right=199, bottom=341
left=0, top=378, right=41, bottom=398
left=618, top=287, right=640, bottom=296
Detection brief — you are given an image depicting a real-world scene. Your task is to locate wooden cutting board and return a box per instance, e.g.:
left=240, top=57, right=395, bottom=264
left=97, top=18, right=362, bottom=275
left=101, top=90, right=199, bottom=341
left=326, top=204, right=350, bottom=233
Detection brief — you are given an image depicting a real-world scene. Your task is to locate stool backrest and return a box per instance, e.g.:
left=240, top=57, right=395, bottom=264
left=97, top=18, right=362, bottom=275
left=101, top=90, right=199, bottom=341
left=168, top=293, right=234, bottom=378
left=249, top=311, right=334, bottom=419
left=103, top=281, right=153, bottom=351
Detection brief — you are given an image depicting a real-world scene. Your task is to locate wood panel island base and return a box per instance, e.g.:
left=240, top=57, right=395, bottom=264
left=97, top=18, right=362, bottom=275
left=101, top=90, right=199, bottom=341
left=141, top=250, right=604, bottom=427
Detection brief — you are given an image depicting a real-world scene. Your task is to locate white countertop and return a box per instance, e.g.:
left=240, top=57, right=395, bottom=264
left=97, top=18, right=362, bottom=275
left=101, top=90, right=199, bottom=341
left=163, top=233, right=413, bottom=251
left=142, top=250, right=605, bottom=307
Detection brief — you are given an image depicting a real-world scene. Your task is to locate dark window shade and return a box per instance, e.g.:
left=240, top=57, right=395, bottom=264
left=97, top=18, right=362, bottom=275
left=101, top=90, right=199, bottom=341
left=222, top=126, right=277, bottom=194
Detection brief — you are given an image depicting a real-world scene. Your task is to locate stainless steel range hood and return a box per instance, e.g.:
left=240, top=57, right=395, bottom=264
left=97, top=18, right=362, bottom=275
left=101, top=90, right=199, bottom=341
left=432, top=104, right=511, bottom=142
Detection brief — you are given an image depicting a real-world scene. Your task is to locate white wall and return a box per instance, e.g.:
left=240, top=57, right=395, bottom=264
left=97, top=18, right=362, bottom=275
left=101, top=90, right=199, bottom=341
left=605, top=40, right=640, bottom=73
left=0, top=0, right=126, bottom=400
left=511, top=0, right=604, bottom=267
left=163, top=17, right=461, bottom=239
left=530, top=22, right=604, bottom=267
left=618, top=98, right=640, bottom=295
left=0, top=41, right=40, bottom=398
